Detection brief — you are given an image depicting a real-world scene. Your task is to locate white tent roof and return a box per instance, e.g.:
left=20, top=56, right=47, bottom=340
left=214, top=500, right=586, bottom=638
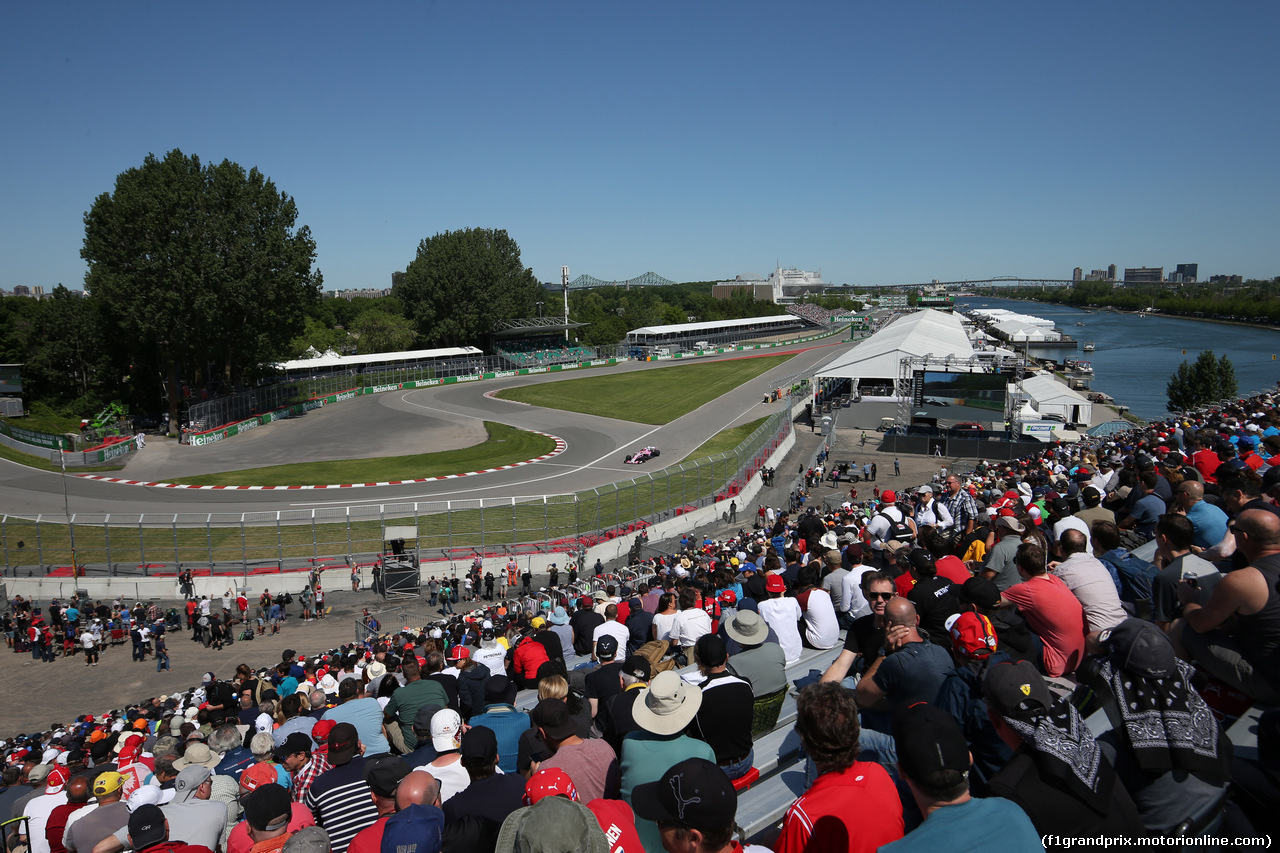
left=1020, top=373, right=1091, bottom=405
left=992, top=320, right=1058, bottom=341
left=278, top=346, right=482, bottom=371
left=815, top=309, right=975, bottom=382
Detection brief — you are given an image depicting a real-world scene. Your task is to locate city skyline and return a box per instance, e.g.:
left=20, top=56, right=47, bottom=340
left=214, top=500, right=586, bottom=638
left=2, top=3, right=1277, bottom=294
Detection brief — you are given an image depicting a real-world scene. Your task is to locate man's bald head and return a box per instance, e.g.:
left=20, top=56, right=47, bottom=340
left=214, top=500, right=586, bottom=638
left=1060, top=529, right=1088, bottom=556
left=66, top=777, right=90, bottom=804
left=1177, top=480, right=1204, bottom=502
left=884, top=597, right=918, bottom=628
left=1236, top=508, right=1280, bottom=554
left=394, top=770, right=439, bottom=811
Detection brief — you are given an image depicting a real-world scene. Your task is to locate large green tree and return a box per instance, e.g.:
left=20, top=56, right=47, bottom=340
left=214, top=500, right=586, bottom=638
left=82, top=149, right=320, bottom=430
left=394, top=228, right=542, bottom=346
left=1166, top=350, right=1238, bottom=411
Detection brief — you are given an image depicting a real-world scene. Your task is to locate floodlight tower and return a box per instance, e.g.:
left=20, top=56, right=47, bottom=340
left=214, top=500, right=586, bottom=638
left=561, top=266, right=570, bottom=342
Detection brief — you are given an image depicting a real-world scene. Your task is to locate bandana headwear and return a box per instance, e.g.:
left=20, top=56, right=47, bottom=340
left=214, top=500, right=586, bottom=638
left=1003, top=699, right=1110, bottom=813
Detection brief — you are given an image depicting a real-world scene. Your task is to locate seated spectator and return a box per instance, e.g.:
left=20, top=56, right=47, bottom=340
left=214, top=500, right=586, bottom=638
left=670, top=588, right=713, bottom=654
left=585, top=636, right=623, bottom=720
left=821, top=571, right=894, bottom=686
left=1174, top=480, right=1229, bottom=550
left=952, top=576, right=1038, bottom=667
left=418, top=710, right=469, bottom=804
left=757, top=575, right=803, bottom=664
left=303, top=723, right=378, bottom=853
left=880, top=702, right=1042, bottom=852
left=322, top=679, right=389, bottom=757
left=1000, top=542, right=1087, bottom=677
left=902, top=549, right=964, bottom=648
left=441, top=727, right=525, bottom=829
left=980, top=515, right=1026, bottom=591
left=688, top=635, right=754, bottom=780
left=619, top=672, right=715, bottom=853
left=1052, top=529, right=1126, bottom=633
left=933, top=612, right=1014, bottom=787
left=775, top=683, right=903, bottom=853
left=465, top=676, right=526, bottom=775
left=794, top=564, right=840, bottom=650
left=493, top=792, right=609, bottom=853
left=1089, top=520, right=1155, bottom=608
left=1079, top=619, right=1230, bottom=833
left=983, top=660, right=1145, bottom=836
left=345, top=756, right=409, bottom=853
left=631, top=758, right=746, bottom=853
left=723, top=610, right=787, bottom=698
left=276, top=733, right=329, bottom=805
left=516, top=675, right=591, bottom=776
left=511, top=630, right=550, bottom=690
left=530, top=698, right=620, bottom=802
left=599, top=656, right=650, bottom=755
left=569, top=597, right=605, bottom=657
left=452, top=655, right=491, bottom=721
left=1170, top=508, right=1280, bottom=705
left=1149, top=513, right=1221, bottom=631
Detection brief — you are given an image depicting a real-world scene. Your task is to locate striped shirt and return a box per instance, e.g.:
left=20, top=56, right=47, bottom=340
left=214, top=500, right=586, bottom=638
left=304, top=757, right=379, bottom=853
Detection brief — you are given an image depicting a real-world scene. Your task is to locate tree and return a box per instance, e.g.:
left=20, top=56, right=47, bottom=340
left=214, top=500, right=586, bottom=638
left=350, top=308, right=417, bottom=354
left=395, top=228, right=543, bottom=347
left=82, top=149, right=320, bottom=430
left=1166, top=350, right=1238, bottom=411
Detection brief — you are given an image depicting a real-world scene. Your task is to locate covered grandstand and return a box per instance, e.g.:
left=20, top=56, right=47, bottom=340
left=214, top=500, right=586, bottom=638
left=626, top=314, right=811, bottom=351
left=489, top=316, right=594, bottom=367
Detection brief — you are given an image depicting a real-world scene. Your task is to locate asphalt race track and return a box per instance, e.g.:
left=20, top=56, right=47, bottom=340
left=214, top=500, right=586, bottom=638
left=0, top=343, right=852, bottom=518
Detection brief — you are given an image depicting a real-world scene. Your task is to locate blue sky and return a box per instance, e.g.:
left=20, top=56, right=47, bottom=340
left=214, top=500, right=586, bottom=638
left=2, top=2, right=1277, bottom=293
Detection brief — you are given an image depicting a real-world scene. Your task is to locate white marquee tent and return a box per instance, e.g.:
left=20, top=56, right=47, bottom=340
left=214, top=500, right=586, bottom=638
left=815, top=309, right=976, bottom=385
left=1012, top=373, right=1094, bottom=424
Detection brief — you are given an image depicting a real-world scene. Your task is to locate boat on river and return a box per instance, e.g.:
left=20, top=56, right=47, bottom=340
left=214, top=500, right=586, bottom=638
left=1082, top=341, right=1095, bottom=352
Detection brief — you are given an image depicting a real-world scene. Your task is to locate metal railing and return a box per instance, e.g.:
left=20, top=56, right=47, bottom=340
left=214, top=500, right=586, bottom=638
left=3, top=411, right=791, bottom=577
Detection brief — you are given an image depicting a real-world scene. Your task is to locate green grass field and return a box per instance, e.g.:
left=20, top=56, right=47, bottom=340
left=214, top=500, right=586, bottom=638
left=170, top=422, right=554, bottom=486
left=690, top=416, right=769, bottom=458
left=494, top=355, right=793, bottom=424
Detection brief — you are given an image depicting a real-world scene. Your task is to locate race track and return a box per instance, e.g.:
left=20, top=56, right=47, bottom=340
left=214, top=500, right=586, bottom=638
left=0, top=343, right=851, bottom=518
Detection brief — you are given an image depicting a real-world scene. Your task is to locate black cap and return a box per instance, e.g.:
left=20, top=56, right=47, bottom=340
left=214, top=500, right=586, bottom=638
left=955, top=576, right=1000, bottom=609
left=327, top=722, right=359, bottom=764
left=531, top=698, right=576, bottom=741
left=983, top=660, right=1055, bottom=720
left=1100, top=618, right=1177, bottom=679
left=620, top=655, right=651, bottom=681
left=364, top=754, right=411, bottom=798
left=694, top=634, right=727, bottom=668
left=484, top=675, right=517, bottom=706
left=460, top=725, right=499, bottom=764
left=893, top=702, right=970, bottom=782
left=595, top=634, right=619, bottom=659
left=632, top=758, right=736, bottom=834
left=241, top=783, right=292, bottom=832
left=128, top=804, right=167, bottom=849
left=273, top=732, right=312, bottom=763
left=412, top=703, right=446, bottom=735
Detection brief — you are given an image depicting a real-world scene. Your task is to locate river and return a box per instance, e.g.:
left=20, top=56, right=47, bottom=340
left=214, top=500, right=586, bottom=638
left=962, top=296, right=1280, bottom=421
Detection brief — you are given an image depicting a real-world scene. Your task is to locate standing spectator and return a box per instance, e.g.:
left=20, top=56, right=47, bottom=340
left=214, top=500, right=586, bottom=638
left=940, top=474, right=980, bottom=536
left=775, top=683, right=903, bottom=853
left=81, top=624, right=99, bottom=667
left=154, top=630, right=170, bottom=673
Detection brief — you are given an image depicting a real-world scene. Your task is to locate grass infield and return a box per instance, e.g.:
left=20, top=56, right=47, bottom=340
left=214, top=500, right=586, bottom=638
left=494, top=355, right=793, bottom=424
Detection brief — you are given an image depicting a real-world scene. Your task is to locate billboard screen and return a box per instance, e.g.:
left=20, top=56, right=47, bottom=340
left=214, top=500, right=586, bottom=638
left=0, top=364, right=21, bottom=395
left=912, top=370, right=1006, bottom=420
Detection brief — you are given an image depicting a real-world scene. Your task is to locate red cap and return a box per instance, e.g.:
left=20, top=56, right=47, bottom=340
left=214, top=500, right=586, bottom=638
left=948, top=612, right=998, bottom=660
left=239, top=761, right=279, bottom=792
left=447, top=645, right=470, bottom=661
left=765, top=574, right=786, bottom=593
left=718, top=590, right=737, bottom=605
left=524, top=767, right=578, bottom=805
left=881, top=490, right=897, bottom=503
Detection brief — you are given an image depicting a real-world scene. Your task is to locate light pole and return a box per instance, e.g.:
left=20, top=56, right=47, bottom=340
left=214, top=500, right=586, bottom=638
left=58, top=446, right=79, bottom=577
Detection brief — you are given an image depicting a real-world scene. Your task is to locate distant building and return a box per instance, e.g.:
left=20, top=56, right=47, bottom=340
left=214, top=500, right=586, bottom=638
left=1175, top=263, right=1198, bottom=283
left=1072, top=267, right=1083, bottom=282
left=712, top=273, right=775, bottom=302
left=1209, top=274, right=1244, bottom=284
left=1124, top=267, right=1164, bottom=283
left=328, top=287, right=393, bottom=300
left=1084, top=269, right=1108, bottom=281
left=32, top=286, right=44, bottom=299
left=1107, top=264, right=1117, bottom=280
left=715, top=266, right=829, bottom=303
left=12, top=285, right=30, bottom=296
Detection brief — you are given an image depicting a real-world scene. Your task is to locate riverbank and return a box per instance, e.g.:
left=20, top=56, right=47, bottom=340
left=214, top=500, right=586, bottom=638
left=981, top=294, right=1280, bottom=333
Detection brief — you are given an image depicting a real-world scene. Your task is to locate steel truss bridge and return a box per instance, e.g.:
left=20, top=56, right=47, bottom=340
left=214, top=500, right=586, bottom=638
left=563, top=271, right=677, bottom=290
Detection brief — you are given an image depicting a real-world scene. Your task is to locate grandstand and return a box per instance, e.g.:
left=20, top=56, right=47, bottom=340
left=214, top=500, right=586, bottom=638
left=626, top=314, right=812, bottom=352
left=494, top=338, right=596, bottom=367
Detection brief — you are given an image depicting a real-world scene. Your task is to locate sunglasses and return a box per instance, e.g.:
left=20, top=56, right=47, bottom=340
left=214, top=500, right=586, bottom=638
left=867, top=592, right=894, bottom=601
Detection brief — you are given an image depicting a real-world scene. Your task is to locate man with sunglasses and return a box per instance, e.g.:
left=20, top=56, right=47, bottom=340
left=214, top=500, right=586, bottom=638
left=820, top=572, right=896, bottom=686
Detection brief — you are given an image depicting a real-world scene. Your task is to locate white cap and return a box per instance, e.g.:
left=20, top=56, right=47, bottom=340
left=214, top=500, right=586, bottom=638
left=430, top=709, right=462, bottom=752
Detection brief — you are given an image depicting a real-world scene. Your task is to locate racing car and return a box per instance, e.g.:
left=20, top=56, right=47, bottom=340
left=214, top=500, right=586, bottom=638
left=624, top=445, right=661, bottom=464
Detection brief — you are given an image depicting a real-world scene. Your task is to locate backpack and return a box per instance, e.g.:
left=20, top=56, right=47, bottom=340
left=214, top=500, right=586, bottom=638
left=877, top=510, right=914, bottom=544
left=634, top=640, right=678, bottom=676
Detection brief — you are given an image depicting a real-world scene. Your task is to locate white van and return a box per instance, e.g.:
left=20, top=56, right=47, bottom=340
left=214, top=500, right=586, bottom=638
left=694, top=340, right=711, bottom=350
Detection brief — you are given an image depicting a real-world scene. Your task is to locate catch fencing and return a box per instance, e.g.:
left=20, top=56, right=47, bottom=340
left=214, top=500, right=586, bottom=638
left=2, top=410, right=791, bottom=578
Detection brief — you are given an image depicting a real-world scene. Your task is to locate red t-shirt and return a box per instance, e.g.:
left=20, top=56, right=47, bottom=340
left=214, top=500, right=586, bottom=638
left=1001, top=573, right=1087, bottom=677
left=586, top=799, right=644, bottom=853
left=345, top=814, right=389, bottom=853
left=775, top=762, right=904, bottom=853
left=226, top=803, right=316, bottom=853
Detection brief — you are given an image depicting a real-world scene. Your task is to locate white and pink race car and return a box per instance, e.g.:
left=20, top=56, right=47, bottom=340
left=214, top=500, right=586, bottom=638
left=624, top=445, right=661, bottom=464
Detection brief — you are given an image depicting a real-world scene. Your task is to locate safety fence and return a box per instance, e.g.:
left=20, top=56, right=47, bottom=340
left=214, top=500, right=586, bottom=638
left=2, top=410, right=791, bottom=577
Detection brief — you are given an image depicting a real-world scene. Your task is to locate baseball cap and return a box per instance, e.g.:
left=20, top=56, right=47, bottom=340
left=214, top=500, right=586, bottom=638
left=531, top=699, right=577, bottom=741
left=274, top=732, right=313, bottom=763
left=447, top=645, right=470, bottom=661
left=620, top=655, right=651, bottom=681
left=201, top=672, right=215, bottom=685
left=983, top=660, right=1054, bottom=720
left=239, top=762, right=279, bottom=793
left=765, top=574, right=786, bottom=593
left=327, top=722, right=359, bottom=764
left=381, top=805, right=445, bottom=853
left=881, top=490, right=897, bottom=503
left=460, top=726, right=499, bottom=764
left=92, top=770, right=125, bottom=797
left=241, top=783, right=292, bottom=832
left=954, top=576, right=1001, bottom=610
left=128, top=804, right=168, bottom=849
left=364, top=754, right=411, bottom=798
left=524, top=767, right=578, bottom=805
left=595, top=634, right=619, bottom=660
left=945, top=612, right=999, bottom=661
left=430, top=709, right=463, bottom=752
left=893, top=702, right=970, bottom=782
left=632, top=758, right=736, bottom=835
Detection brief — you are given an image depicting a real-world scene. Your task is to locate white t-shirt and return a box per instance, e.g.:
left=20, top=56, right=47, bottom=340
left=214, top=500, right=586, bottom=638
left=651, top=612, right=677, bottom=641
left=472, top=642, right=507, bottom=676
left=841, top=566, right=874, bottom=620
left=799, top=588, right=840, bottom=650
left=757, top=597, right=803, bottom=664
left=80, top=631, right=95, bottom=650
left=592, top=620, right=630, bottom=652
left=670, top=608, right=712, bottom=648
